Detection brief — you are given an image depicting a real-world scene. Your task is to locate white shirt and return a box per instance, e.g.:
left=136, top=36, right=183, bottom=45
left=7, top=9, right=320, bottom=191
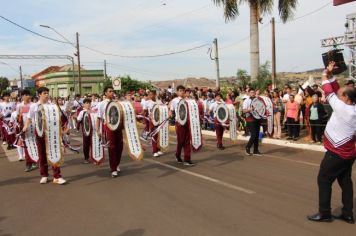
left=143, top=100, right=156, bottom=115
left=27, top=102, right=42, bottom=122
left=282, top=93, right=290, bottom=102
left=242, top=97, right=253, bottom=118
left=1, top=102, right=16, bottom=121
left=91, top=101, right=99, bottom=113
left=77, top=109, right=89, bottom=122
left=97, top=100, right=110, bottom=120
left=141, top=98, right=147, bottom=110
left=170, top=97, right=182, bottom=114
left=209, top=101, right=224, bottom=117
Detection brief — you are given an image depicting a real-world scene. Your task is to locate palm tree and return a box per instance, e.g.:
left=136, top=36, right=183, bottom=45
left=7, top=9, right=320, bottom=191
left=213, top=0, right=298, bottom=81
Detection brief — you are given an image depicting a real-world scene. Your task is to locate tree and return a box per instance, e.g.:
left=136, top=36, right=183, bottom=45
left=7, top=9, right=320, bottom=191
left=213, top=0, right=298, bottom=81
left=252, top=61, right=272, bottom=91
left=236, top=69, right=251, bottom=88
left=104, top=75, right=153, bottom=95
left=0, top=77, right=10, bottom=95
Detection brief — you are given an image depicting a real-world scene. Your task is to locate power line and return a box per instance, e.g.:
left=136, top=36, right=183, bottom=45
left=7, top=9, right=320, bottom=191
left=0, top=15, right=71, bottom=45
left=81, top=43, right=210, bottom=58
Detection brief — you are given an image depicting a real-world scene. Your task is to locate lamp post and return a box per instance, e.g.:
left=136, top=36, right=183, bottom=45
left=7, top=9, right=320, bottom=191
left=39, top=25, right=81, bottom=95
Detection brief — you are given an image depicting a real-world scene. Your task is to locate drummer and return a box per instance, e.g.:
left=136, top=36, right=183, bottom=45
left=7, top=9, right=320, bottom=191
left=143, top=90, right=164, bottom=157
left=242, top=88, right=263, bottom=156
left=209, top=93, right=226, bottom=150
left=77, top=98, right=92, bottom=164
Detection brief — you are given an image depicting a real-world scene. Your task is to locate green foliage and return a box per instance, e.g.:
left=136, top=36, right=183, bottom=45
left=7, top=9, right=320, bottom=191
left=0, top=77, right=10, bottom=95
left=236, top=69, right=250, bottom=89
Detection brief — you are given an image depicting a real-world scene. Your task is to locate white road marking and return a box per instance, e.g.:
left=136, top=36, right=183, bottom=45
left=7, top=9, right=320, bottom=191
left=145, top=159, right=256, bottom=195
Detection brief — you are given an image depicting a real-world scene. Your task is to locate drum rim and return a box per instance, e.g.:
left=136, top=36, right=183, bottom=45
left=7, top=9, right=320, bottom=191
left=83, top=112, right=91, bottom=136
left=176, top=99, right=188, bottom=125
left=151, top=104, right=160, bottom=126
left=105, top=101, right=121, bottom=131
left=35, top=104, right=44, bottom=137
left=216, top=103, right=229, bottom=123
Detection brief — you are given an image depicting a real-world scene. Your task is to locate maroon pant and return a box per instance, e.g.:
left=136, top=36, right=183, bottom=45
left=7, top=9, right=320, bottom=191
left=149, top=121, right=160, bottom=154
left=106, top=127, right=123, bottom=172
left=24, top=148, right=35, bottom=167
left=36, top=136, right=61, bottom=178
left=175, top=123, right=191, bottom=161
left=83, top=134, right=91, bottom=161
left=214, top=118, right=224, bottom=147
left=7, top=133, right=15, bottom=146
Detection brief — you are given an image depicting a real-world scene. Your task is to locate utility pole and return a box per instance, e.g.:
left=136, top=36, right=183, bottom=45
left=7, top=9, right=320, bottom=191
left=104, top=59, right=107, bottom=80
left=19, top=66, right=23, bottom=90
left=271, top=17, right=276, bottom=89
left=76, top=32, right=82, bottom=95
left=213, top=38, right=220, bottom=90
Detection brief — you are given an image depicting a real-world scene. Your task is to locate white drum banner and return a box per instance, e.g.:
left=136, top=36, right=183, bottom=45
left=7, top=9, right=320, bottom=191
left=260, top=96, right=274, bottom=135
left=120, top=101, right=144, bottom=160
left=227, top=104, right=238, bottom=141
left=186, top=100, right=202, bottom=151
left=158, top=105, right=169, bottom=150
left=90, top=113, right=104, bottom=164
left=43, top=104, right=63, bottom=167
left=24, top=121, right=39, bottom=163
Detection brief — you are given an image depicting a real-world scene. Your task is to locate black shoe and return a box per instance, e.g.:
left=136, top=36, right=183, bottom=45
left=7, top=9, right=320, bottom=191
left=218, top=146, right=225, bottom=150
left=293, top=137, right=298, bottom=141
left=82, top=160, right=90, bottom=164
left=253, top=151, right=262, bottom=157
left=335, top=214, right=355, bottom=224
left=245, top=148, right=252, bottom=156
left=307, top=213, right=333, bottom=222
left=7, top=145, right=11, bottom=150
left=287, top=137, right=293, bottom=140
left=24, top=166, right=32, bottom=172
left=175, top=156, right=183, bottom=164
left=183, top=160, right=195, bottom=166
left=31, top=164, right=38, bottom=170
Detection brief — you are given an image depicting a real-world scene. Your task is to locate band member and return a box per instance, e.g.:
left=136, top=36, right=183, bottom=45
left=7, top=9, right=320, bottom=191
left=22, top=87, right=66, bottom=185
left=209, top=93, right=225, bottom=150
left=1, top=91, right=16, bottom=150
left=141, top=93, right=149, bottom=139
left=77, top=98, right=92, bottom=164
left=169, top=85, right=195, bottom=166
left=243, top=88, right=262, bottom=156
left=16, top=90, right=37, bottom=171
left=308, top=62, right=356, bottom=224
left=91, top=94, right=99, bottom=113
left=96, top=86, right=123, bottom=177
left=144, top=90, right=163, bottom=157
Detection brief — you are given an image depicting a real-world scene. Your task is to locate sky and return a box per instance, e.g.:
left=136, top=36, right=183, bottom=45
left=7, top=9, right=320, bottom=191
left=0, top=0, right=355, bottom=81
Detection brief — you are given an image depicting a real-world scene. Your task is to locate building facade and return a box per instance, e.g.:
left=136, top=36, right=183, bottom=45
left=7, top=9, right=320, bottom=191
left=32, top=65, right=104, bottom=97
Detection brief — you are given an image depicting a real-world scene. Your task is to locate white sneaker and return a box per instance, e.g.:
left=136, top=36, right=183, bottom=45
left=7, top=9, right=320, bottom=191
left=157, top=151, right=164, bottom=156
left=40, top=177, right=48, bottom=184
left=2, top=141, right=6, bottom=145
left=153, top=153, right=159, bottom=157
left=111, top=171, right=118, bottom=178
left=117, top=167, right=121, bottom=173
left=18, top=157, right=25, bottom=162
left=53, top=178, right=66, bottom=185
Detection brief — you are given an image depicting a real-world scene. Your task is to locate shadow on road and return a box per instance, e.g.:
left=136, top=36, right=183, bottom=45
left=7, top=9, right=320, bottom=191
left=0, top=216, right=13, bottom=236
left=332, top=198, right=356, bottom=218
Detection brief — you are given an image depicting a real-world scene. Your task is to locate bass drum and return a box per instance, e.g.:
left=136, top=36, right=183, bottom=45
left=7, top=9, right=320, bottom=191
left=35, top=104, right=45, bottom=137
left=176, top=99, right=188, bottom=125
left=83, top=112, right=91, bottom=137
left=216, top=103, right=229, bottom=124
left=151, top=104, right=160, bottom=127
left=251, top=97, right=266, bottom=120
left=105, top=101, right=121, bottom=131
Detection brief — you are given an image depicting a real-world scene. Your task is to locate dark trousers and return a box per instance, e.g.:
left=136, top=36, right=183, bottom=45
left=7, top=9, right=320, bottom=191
left=246, top=120, right=261, bottom=152
left=214, top=119, right=224, bottom=147
left=150, top=121, right=160, bottom=154
left=287, top=117, right=298, bottom=138
left=175, top=123, right=191, bottom=161
left=106, top=128, right=124, bottom=172
left=35, top=136, right=61, bottom=178
left=83, top=134, right=91, bottom=160
left=310, top=119, right=323, bottom=142
left=318, top=151, right=355, bottom=216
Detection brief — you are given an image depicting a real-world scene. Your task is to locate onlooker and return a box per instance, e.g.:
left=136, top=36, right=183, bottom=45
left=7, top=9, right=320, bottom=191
left=309, top=94, right=327, bottom=144
left=272, top=91, right=283, bottom=139
left=284, top=94, right=300, bottom=141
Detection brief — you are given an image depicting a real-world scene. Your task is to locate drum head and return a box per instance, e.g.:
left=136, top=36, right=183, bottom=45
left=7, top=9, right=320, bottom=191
left=35, top=105, right=44, bottom=137
left=251, top=98, right=266, bottom=119
left=177, top=99, right=188, bottom=125
left=105, top=101, right=121, bottom=131
left=216, top=103, right=228, bottom=123
left=83, top=112, right=91, bottom=136
left=151, top=105, right=160, bottom=126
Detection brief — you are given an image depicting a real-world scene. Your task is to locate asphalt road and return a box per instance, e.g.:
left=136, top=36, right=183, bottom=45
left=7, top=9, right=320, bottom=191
left=0, top=131, right=355, bottom=236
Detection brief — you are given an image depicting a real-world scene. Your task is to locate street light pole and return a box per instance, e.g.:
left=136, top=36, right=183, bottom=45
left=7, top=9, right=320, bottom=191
left=76, top=32, right=82, bottom=95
